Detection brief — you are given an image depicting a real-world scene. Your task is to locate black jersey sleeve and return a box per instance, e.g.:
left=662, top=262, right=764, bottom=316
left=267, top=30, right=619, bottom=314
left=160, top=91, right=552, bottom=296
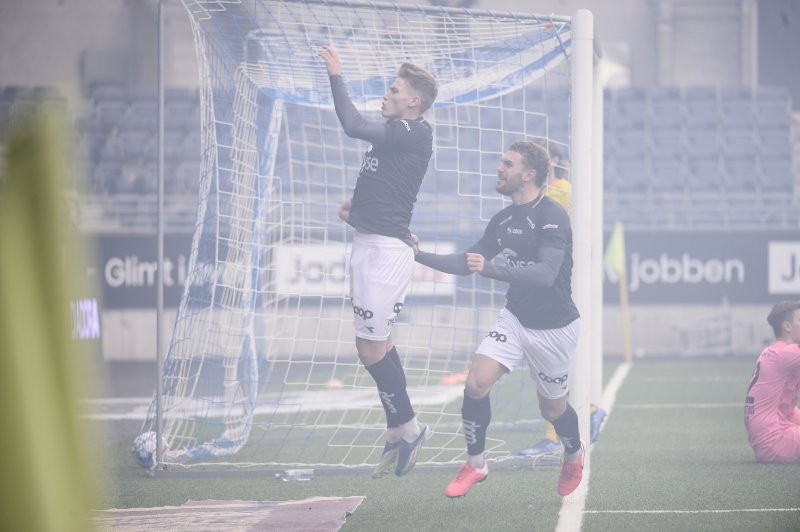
left=480, top=246, right=565, bottom=287
left=414, top=251, right=471, bottom=275
left=414, top=221, right=501, bottom=275
left=329, top=75, right=386, bottom=143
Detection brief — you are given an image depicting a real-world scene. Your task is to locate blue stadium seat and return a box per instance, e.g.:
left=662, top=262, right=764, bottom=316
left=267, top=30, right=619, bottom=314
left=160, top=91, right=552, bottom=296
left=759, top=155, right=795, bottom=193
left=614, top=153, right=648, bottom=193
left=684, top=87, right=718, bottom=127
left=687, top=153, right=724, bottom=192
left=649, top=87, right=683, bottom=127
left=650, top=123, right=684, bottom=157
left=722, top=127, right=757, bottom=157
left=758, top=124, right=792, bottom=158
left=649, top=155, right=685, bottom=194
left=724, top=153, right=759, bottom=193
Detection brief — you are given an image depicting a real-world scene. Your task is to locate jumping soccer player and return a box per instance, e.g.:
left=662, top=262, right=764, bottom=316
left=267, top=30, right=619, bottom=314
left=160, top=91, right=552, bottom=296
left=414, top=141, right=585, bottom=497
left=319, top=45, right=438, bottom=477
left=744, top=300, right=800, bottom=463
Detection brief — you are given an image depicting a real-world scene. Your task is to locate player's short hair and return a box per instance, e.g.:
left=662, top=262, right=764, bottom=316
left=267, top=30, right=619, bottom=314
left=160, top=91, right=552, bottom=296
left=508, top=140, right=550, bottom=187
left=397, top=63, right=438, bottom=114
left=766, top=300, right=800, bottom=338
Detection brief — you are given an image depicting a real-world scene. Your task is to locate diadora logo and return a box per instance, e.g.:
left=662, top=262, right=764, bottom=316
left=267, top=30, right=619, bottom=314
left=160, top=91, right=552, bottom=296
left=487, top=330, right=507, bottom=342
left=353, top=305, right=374, bottom=319
left=538, top=372, right=568, bottom=385
left=379, top=391, right=398, bottom=414
left=507, top=227, right=523, bottom=235
left=462, top=419, right=480, bottom=445
left=543, top=224, right=558, bottom=229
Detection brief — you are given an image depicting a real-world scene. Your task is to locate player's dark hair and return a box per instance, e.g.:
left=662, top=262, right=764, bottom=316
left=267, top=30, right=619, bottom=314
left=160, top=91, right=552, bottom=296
left=508, top=140, right=549, bottom=187
left=767, top=300, right=800, bottom=338
left=397, top=62, right=438, bottom=114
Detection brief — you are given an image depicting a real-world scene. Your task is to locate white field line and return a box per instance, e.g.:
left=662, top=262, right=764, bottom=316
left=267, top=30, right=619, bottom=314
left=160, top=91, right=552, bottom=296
left=615, top=402, right=739, bottom=409
left=555, top=362, right=632, bottom=532
left=80, top=385, right=464, bottom=421
left=584, top=508, right=800, bottom=515
left=637, top=376, right=742, bottom=383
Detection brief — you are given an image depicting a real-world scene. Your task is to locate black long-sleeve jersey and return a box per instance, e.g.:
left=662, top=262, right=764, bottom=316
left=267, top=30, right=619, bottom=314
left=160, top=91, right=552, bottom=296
left=416, top=195, right=580, bottom=329
left=329, top=74, right=433, bottom=245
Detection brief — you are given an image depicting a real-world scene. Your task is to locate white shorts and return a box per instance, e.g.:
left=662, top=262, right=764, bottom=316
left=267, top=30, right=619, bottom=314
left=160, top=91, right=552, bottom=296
left=476, top=308, right=580, bottom=400
left=349, top=231, right=414, bottom=341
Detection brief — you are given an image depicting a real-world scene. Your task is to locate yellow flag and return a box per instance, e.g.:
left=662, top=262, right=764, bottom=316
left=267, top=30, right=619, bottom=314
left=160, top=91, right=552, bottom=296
left=0, top=110, right=97, bottom=531
left=604, top=221, right=626, bottom=279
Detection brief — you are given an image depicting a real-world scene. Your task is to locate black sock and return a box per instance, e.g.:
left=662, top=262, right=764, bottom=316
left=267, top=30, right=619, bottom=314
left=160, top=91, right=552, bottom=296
left=461, top=391, right=491, bottom=457
left=366, top=355, right=415, bottom=427
left=386, top=346, right=406, bottom=387
left=551, top=403, right=581, bottom=455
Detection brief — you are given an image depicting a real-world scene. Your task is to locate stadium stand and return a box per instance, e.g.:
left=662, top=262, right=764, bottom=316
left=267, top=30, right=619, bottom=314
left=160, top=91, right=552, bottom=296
left=0, top=83, right=796, bottom=234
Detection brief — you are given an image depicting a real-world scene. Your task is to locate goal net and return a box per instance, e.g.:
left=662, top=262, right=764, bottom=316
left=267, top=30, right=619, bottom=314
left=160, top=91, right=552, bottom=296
left=140, top=0, right=576, bottom=471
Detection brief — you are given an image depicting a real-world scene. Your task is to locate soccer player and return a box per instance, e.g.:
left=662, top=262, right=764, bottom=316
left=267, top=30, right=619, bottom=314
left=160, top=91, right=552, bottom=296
left=319, top=45, right=438, bottom=477
left=744, top=300, right=800, bottom=463
left=541, top=141, right=571, bottom=213
left=414, top=141, right=585, bottom=497
left=517, top=140, right=605, bottom=460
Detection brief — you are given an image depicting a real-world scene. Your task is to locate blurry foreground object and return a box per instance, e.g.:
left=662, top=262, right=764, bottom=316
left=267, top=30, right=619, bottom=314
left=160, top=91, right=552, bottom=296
left=0, top=110, right=98, bottom=531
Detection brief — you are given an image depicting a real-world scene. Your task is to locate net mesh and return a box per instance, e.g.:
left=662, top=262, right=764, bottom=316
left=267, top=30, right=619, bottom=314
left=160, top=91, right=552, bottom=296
left=141, top=0, right=573, bottom=469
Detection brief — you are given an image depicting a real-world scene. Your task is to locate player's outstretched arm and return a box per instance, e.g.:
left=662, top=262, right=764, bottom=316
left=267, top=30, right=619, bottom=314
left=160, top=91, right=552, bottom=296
left=319, top=45, right=385, bottom=143
left=413, top=234, right=479, bottom=276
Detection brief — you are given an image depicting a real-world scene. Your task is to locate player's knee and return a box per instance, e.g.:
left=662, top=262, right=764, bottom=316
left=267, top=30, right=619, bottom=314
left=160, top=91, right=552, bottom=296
left=464, top=376, right=492, bottom=399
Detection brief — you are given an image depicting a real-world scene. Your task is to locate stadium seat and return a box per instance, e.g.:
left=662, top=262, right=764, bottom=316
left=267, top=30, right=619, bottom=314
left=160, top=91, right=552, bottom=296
left=614, top=153, right=648, bottom=193
left=684, top=87, right=719, bottom=127
left=724, top=153, right=759, bottom=193
left=758, top=124, right=792, bottom=158
left=649, top=155, right=685, bottom=194
left=687, top=153, right=724, bottom=192
left=759, top=155, right=795, bottom=193
left=649, top=87, right=683, bottom=127
left=650, top=123, right=684, bottom=157
left=722, top=127, right=757, bottom=157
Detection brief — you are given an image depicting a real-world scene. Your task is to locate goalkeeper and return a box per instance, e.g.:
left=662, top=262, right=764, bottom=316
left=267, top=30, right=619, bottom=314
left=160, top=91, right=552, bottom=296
left=744, top=301, right=800, bottom=463
left=319, top=45, right=438, bottom=478
left=414, top=141, right=585, bottom=497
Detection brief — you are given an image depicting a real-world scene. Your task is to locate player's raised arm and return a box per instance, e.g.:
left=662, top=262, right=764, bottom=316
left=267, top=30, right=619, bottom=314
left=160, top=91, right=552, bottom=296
left=319, top=45, right=386, bottom=143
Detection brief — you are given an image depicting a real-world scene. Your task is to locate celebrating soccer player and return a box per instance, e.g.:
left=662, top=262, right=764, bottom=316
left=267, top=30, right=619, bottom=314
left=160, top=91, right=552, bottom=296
left=319, top=45, right=438, bottom=477
left=414, top=141, right=585, bottom=497
left=744, top=301, right=800, bottom=463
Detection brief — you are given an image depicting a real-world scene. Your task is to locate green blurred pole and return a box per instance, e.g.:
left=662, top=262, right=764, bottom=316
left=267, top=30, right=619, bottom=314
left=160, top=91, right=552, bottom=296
left=0, top=111, right=97, bottom=531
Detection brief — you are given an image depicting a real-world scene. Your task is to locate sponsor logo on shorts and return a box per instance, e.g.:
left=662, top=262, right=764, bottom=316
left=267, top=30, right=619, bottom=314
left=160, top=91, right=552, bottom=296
left=353, top=305, right=374, bottom=319
left=543, top=224, right=558, bottom=229
left=393, top=302, right=404, bottom=314
left=538, top=372, right=568, bottom=385
left=487, top=330, right=507, bottom=343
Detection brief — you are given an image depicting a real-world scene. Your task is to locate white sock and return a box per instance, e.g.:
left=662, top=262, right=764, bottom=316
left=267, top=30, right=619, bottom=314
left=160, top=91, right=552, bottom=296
left=399, top=418, right=422, bottom=442
left=386, top=427, right=401, bottom=444
left=564, top=447, right=582, bottom=463
left=467, top=453, right=485, bottom=469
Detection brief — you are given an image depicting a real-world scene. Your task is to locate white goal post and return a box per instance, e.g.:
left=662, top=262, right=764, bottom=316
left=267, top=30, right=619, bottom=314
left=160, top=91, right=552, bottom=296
left=140, top=0, right=601, bottom=472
